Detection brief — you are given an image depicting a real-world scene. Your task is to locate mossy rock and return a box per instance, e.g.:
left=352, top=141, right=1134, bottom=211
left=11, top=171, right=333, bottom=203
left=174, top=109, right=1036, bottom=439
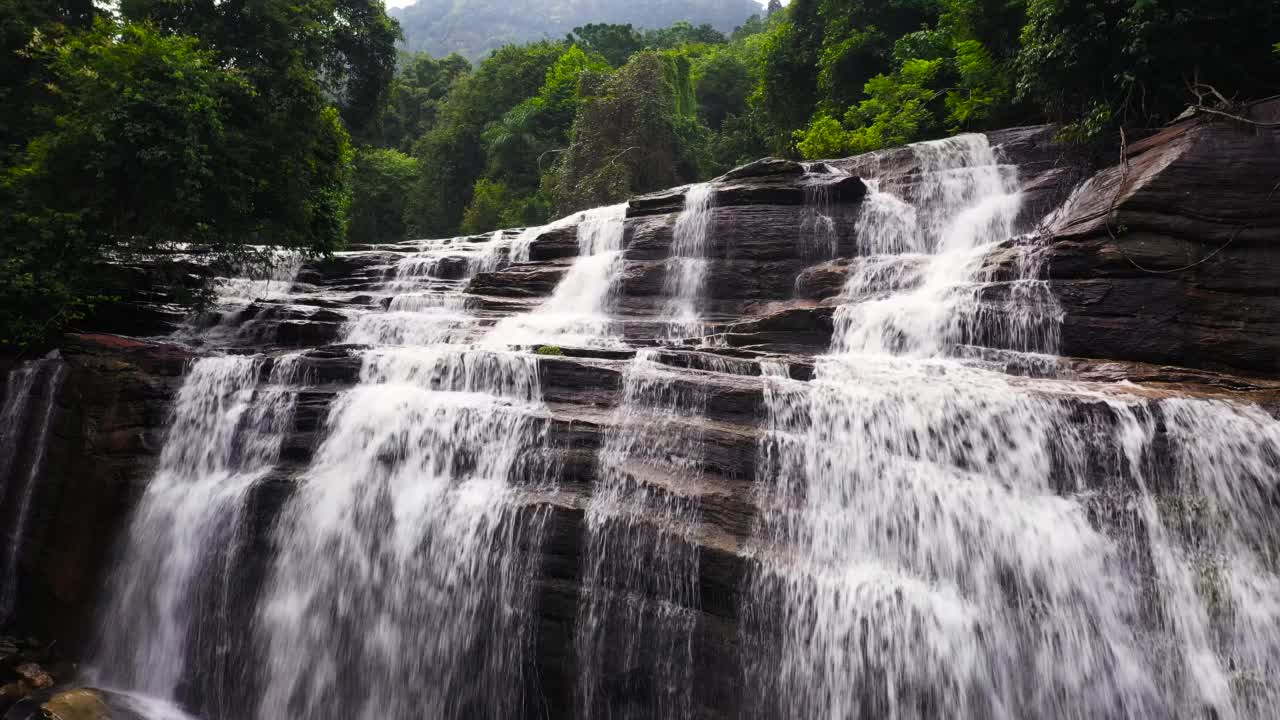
left=40, top=689, right=110, bottom=720
left=534, top=345, right=564, bottom=356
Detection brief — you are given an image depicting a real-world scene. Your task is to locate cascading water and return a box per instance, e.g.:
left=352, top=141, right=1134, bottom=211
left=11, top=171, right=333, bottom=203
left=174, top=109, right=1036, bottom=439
left=575, top=349, right=706, bottom=719
left=663, top=183, right=716, bottom=340
left=0, top=366, right=41, bottom=488
left=254, top=222, right=559, bottom=717
left=66, top=125, right=1280, bottom=720
left=745, top=133, right=1280, bottom=720
left=256, top=347, right=550, bottom=720
left=491, top=204, right=628, bottom=347
left=92, top=354, right=302, bottom=713
left=0, top=356, right=66, bottom=623
left=800, top=163, right=849, bottom=258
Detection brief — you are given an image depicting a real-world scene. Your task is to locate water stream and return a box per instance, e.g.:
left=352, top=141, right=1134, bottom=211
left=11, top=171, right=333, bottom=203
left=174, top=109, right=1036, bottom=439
left=576, top=349, right=706, bottom=718
left=92, top=355, right=302, bottom=711
left=0, top=357, right=66, bottom=623
left=663, top=183, right=716, bottom=340
left=745, top=134, right=1280, bottom=720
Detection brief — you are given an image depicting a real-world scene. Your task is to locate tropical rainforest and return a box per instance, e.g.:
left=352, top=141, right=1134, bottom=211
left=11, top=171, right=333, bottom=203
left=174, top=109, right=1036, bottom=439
left=1, top=0, right=1278, bottom=350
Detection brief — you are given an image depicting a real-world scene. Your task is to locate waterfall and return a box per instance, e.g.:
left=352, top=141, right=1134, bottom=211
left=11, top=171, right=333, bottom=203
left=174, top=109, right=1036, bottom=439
left=491, top=204, right=629, bottom=347
left=343, top=234, right=501, bottom=346
left=0, top=357, right=66, bottom=623
left=800, top=162, right=848, bottom=258
left=69, top=128, right=1280, bottom=720
left=663, top=183, right=716, bottom=340
left=744, top=133, right=1280, bottom=719
left=575, top=349, right=706, bottom=718
left=254, top=221, right=558, bottom=717
left=92, top=354, right=301, bottom=712
left=256, top=347, right=550, bottom=720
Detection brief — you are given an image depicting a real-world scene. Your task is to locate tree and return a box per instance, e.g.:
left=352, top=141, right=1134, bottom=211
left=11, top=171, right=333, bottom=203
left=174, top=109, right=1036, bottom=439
left=694, top=51, right=755, bottom=130
left=120, top=0, right=401, bottom=139
left=481, top=44, right=610, bottom=204
left=1016, top=0, right=1280, bottom=137
left=759, top=0, right=822, bottom=150
left=0, top=0, right=98, bottom=160
left=406, top=41, right=565, bottom=236
left=460, top=178, right=514, bottom=234
left=767, top=0, right=783, bottom=17
left=543, top=52, right=688, bottom=214
left=2, top=18, right=355, bottom=348
left=349, top=148, right=419, bottom=243
left=378, top=52, right=471, bottom=152
left=642, top=21, right=726, bottom=49
left=570, top=23, right=644, bottom=67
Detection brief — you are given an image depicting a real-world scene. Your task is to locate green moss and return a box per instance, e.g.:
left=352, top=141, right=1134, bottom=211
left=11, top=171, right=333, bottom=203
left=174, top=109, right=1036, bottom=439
left=534, top=344, right=564, bottom=356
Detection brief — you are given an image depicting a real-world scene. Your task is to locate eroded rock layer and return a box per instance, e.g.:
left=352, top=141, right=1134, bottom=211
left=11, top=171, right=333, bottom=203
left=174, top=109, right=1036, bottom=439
left=1, top=100, right=1277, bottom=720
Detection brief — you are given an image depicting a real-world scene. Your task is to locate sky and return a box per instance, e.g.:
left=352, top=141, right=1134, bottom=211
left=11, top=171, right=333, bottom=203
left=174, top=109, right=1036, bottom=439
left=383, top=0, right=775, bottom=7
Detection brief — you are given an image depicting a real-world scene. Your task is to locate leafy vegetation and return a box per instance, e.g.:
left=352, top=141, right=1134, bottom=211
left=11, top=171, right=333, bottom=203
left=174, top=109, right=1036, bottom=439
left=2, top=0, right=1277, bottom=349
left=0, top=0, right=395, bottom=350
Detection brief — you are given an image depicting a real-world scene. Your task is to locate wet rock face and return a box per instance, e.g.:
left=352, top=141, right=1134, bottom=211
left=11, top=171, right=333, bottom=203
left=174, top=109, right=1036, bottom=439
left=6, top=336, right=192, bottom=651
left=1042, top=99, right=1280, bottom=376
left=6, top=107, right=1280, bottom=719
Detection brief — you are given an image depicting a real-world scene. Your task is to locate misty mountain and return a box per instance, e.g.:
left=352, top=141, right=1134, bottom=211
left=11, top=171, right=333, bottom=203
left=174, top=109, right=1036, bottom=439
left=391, top=0, right=763, bottom=59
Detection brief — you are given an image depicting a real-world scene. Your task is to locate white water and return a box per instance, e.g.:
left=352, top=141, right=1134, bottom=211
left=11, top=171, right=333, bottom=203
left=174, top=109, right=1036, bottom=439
left=491, top=204, right=628, bottom=347
left=800, top=162, right=848, bottom=258
left=0, top=357, right=65, bottom=623
left=0, top=364, right=42, bottom=487
left=344, top=234, right=497, bottom=346
left=256, top=221, right=559, bottom=718
left=256, top=347, right=549, bottom=719
left=213, top=252, right=304, bottom=305
left=746, top=133, right=1280, bottom=719
left=93, top=355, right=301, bottom=707
left=76, top=130, right=1280, bottom=720
left=576, top=349, right=706, bottom=718
left=663, top=183, right=716, bottom=340
left=0, top=360, right=65, bottom=622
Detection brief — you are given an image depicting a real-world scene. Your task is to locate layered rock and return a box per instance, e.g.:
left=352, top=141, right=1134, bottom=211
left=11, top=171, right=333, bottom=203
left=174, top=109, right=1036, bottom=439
left=3, top=104, right=1279, bottom=720
left=1042, top=99, right=1280, bottom=376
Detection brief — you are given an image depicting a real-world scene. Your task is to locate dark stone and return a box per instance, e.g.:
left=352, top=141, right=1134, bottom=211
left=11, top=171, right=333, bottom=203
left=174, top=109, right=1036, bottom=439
left=1043, top=98, right=1280, bottom=376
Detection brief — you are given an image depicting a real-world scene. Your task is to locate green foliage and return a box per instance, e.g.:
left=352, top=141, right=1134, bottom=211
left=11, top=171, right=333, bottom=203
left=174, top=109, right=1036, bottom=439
left=1, top=0, right=394, bottom=349
left=643, top=21, right=726, bottom=50
left=710, top=108, right=771, bottom=171
left=0, top=0, right=97, bottom=159
left=796, top=58, right=943, bottom=158
left=570, top=24, right=644, bottom=67
left=1016, top=0, right=1280, bottom=132
left=759, top=3, right=823, bottom=151
left=122, top=0, right=400, bottom=139
left=460, top=178, right=516, bottom=234
left=543, top=52, right=687, bottom=214
left=534, top=344, right=565, bottom=356
left=406, top=41, right=566, bottom=236
left=349, top=148, right=418, bottom=242
left=663, top=51, right=699, bottom=120
left=694, top=51, right=755, bottom=129
left=482, top=45, right=610, bottom=196
left=378, top=52, right=471, bottom=152
left=794, top=114, right=853, bottom=160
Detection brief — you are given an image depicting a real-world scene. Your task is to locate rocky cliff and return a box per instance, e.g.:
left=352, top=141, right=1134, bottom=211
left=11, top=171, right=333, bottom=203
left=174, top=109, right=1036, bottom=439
left=2, top=99, right=1278, bottom=719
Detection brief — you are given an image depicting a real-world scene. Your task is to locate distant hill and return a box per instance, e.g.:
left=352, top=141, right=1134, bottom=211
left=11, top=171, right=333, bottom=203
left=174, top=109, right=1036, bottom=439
left=391, top=0, right=763, bottom=60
